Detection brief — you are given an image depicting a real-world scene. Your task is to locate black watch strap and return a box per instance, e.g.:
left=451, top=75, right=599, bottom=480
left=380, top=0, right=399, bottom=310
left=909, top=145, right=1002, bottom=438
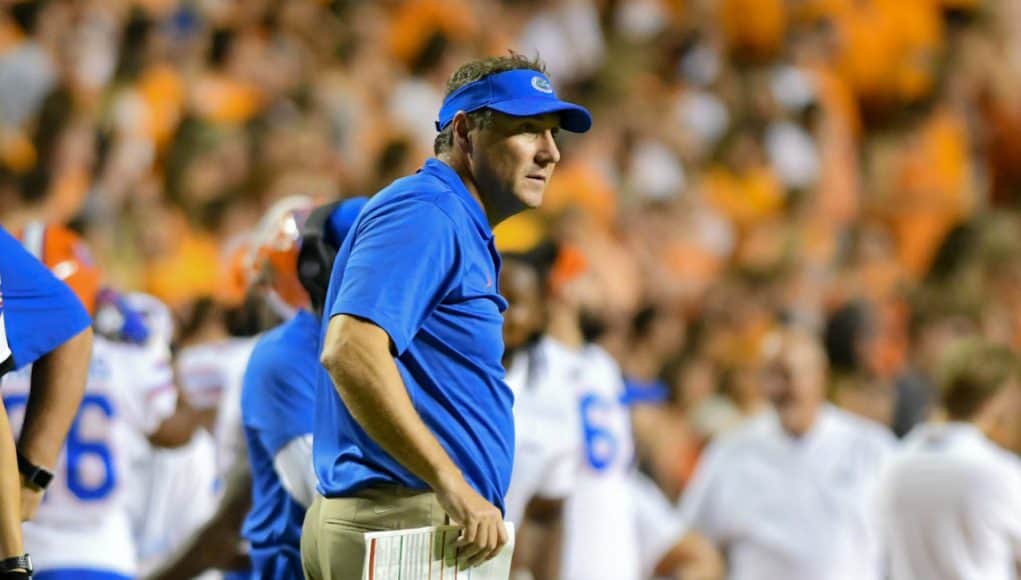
left=16, top=453, right=53, bottom=491
left=0, top=554, right=32, bottom=574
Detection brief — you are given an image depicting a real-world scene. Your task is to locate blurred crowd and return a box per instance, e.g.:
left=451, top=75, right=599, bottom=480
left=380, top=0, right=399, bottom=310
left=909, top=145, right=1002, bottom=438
left=1, top=0, right=1020, bottom=507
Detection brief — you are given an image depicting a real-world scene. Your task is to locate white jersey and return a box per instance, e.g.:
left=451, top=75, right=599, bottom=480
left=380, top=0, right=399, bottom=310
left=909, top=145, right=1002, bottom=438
left=877, top=423, right=1021, bottom=580
left=680, top=405, right=895, bottom=580
left=503, top=337, right=583, bottom=527
left=132, top=430, right=219, bottom=577
left=132, top=337, right=255, bottom=576
left=561, top=344, right=641, bottom=580
left=177, top=337, right=256, bottom=476
left=176, top=337, right=256, bottom=414
left=1, top=335, right=177, bottom=576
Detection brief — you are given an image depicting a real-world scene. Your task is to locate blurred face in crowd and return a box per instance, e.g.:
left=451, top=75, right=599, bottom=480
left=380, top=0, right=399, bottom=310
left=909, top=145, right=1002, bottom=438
left=761, top=330, right=829, bottom=437
left=985, top=378, right=1021, bottom=452
left=463, top=112, right=561, bottom=216
left=500, top=259, right=545, bottom=353
left=916, top=314, right=977, bottom=374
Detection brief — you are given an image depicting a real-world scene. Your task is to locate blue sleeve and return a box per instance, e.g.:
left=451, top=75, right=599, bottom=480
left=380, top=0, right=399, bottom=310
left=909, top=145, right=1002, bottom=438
left=0, top=226, right=91, bottom=370
left=329, top=200, right=460, bottom=354
left=242, top=340, right=317, bottom=457
left=620, top=377, right=669, bottom=406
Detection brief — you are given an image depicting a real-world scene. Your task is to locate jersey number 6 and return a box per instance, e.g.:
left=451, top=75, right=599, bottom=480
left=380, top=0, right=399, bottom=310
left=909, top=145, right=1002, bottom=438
left=3, top=393, right=117, bottom=501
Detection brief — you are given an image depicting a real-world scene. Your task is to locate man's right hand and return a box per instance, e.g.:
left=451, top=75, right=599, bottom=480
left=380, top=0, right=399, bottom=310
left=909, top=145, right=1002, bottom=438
left=434, top=470, right=508, bottom=569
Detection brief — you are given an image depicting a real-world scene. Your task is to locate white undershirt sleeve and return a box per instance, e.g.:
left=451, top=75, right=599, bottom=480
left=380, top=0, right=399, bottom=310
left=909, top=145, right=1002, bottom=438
left=272, top=434, right=316, bottom=508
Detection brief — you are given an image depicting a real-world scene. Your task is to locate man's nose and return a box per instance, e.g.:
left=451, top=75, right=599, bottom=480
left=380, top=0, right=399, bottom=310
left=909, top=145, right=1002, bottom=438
left=535, top=129, right=560, bottom=166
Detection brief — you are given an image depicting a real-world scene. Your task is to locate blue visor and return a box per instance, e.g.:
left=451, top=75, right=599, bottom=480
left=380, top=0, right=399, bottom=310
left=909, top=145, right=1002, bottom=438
left=435, top=69, right=592, bottom=133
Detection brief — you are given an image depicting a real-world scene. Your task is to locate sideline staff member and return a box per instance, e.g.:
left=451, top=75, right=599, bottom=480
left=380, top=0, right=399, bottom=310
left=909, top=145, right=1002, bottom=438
left=302, top=54, right=591, bottom=579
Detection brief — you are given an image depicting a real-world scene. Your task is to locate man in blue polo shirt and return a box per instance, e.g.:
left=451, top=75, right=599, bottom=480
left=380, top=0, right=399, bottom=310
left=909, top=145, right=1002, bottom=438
left=301, top=54, right=592, bottom=579
left=1, top=225, right=92, bottom=579
left=240, top=196, right=366, bottom=580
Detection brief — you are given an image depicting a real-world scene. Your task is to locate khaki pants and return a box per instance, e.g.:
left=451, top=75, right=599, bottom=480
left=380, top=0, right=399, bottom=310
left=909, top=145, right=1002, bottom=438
left=301, top=486, right=447, bottom=580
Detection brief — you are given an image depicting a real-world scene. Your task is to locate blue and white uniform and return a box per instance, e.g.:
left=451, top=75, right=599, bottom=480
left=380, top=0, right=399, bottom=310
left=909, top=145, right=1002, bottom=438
left=561, top=344, right=641, bottom=580
left=502, top=336, right=582, bottom=527
left=2, top=335, right=177, bottom=580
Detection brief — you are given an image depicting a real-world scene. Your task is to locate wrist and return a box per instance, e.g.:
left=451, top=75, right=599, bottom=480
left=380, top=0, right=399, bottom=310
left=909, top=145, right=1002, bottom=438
left=0, top=554, right=31, bottom=576
left=16, top=452, right=53, bottom=492
left=429, top=465, right=465, bottom=494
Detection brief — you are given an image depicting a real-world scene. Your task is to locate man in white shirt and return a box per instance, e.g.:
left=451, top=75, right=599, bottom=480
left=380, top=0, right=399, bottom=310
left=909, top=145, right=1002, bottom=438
left=680, top=327, right=895, bottom=580
left=877, top=338, right=1021, bottom=580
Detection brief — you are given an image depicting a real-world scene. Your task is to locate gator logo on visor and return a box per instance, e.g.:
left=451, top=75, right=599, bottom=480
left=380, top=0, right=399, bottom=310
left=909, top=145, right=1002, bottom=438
left=531, top=76, right=553, bottom=94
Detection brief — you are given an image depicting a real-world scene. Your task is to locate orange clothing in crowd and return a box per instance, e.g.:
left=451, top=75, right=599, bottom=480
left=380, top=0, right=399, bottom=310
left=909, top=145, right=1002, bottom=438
left=887, top=107, right=974, bottom=277
left=833, top=0, right=943, bottom=105
left=190, top=73, right=263, bottom=125
left=385, top=0, right=477, bottom=68
left=138, top=65, right=186, bottom=149
left=719, top=0, right=786, bottom=60
left=540, top=159, right=618, bottom=229
left=493, top=211, right=547, bottom=254
left=701, top=164, right=784, bottom=230
left=145, top=229, right=222, bottom=308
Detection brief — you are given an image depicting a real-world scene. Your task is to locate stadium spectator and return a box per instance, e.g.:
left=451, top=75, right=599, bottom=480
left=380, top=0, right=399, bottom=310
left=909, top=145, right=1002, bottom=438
left=680, top=327, right=894, bottom=580
left=877, top=338, right=1021, bottom=580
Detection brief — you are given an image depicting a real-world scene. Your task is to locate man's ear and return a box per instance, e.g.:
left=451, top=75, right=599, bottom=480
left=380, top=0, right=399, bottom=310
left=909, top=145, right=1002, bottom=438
left=453, top=111, right=473, bottom=155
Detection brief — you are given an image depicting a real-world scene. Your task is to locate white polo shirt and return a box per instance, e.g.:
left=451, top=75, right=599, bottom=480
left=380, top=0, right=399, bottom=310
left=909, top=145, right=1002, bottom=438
left=679, top=405, right=895, bottom=580
left=877, top=423, right=1021, bottom=580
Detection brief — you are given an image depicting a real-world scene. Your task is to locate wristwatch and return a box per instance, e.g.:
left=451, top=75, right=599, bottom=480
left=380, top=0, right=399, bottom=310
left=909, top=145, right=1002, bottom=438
left=0, top=554, right=32, bottom=575
left=16, top=452, right=53, bottom=491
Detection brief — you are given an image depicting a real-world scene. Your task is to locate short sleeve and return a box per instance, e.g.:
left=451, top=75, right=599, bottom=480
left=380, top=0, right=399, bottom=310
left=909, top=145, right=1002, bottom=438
left=242, top=344, right=317, bottom=457
left=329, top=200, right=460, bottom=354
left=0, top=226, right=90, bottom=370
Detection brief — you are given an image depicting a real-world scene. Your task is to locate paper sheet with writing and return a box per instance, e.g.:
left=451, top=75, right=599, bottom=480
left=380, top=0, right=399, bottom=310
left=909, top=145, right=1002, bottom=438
left=362, top=522, right=515, bottom=580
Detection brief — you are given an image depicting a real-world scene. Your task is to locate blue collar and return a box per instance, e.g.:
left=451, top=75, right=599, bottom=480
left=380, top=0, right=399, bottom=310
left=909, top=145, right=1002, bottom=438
left=419, top=158, right=493, bottom=239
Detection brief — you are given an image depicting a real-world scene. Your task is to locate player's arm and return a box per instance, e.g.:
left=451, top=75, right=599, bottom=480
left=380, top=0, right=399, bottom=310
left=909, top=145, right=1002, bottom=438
left=123, top=344, right=202, bottom=450
left=146, top=391, right=202, bottom=448
left=17, top=326, right=92, bottom=519
left=321, top=314, right=507, bottom=566
left=143, top=459, right=252, bottom=580
left=272, top=434, right=316, bottom=507
left=512, top=496, right=565, bottom=580
left=655, top=532, right=724, bottom=580
left=0, top=397, right=25, bottom=565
